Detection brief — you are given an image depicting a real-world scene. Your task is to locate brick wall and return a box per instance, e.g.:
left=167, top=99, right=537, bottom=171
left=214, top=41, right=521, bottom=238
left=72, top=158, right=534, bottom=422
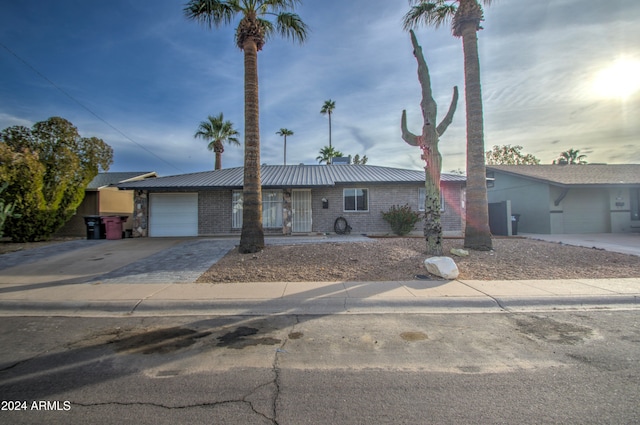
left=441, top=183, right=464, bottom=236
left=311, top=182, right=464, bottom=235
left=198, top=190, right=232, bottom=235
left=143, top=183, right=464, bottom=237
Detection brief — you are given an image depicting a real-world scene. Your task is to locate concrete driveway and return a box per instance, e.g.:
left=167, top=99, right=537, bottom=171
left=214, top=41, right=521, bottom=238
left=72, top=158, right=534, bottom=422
left=0, top=238, right=237, bottom=285
left=0, top=235, right=373, bottom=286
left=522, top=233, right=640, bottom=257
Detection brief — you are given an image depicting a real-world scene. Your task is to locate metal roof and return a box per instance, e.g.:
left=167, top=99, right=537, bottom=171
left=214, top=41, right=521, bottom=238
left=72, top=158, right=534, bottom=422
left=117, top=165, right=466, bottom=190
left=88, top=172, right=157, bottom=190
left=487, top=164, right=640, bottom=186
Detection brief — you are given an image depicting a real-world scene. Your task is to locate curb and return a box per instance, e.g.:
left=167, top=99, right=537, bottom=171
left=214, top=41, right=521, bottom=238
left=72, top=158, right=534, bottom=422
left=0, top=295, right=638, bottom=317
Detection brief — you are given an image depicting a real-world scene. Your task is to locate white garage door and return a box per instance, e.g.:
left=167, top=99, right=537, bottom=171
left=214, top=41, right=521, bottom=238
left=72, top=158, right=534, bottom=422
left=149, top=193, right=198, bottom=237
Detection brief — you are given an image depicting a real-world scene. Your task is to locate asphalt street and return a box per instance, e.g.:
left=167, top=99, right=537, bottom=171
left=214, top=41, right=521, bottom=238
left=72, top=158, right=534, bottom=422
left=0, top=235, right=638, bottom=423
left=0, top=311, right=638, bottom=424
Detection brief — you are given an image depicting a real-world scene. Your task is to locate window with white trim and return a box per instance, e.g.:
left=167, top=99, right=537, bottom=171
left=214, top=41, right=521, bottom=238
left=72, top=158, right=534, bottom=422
left=418, top=187, right=446, bottom=212
left=232, top=190, right=283, bottom=229
left=344, top=188, right=368, bottom=211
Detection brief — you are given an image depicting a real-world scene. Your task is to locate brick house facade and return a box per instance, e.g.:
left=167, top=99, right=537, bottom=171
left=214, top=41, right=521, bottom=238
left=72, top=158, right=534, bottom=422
left=120, top=165, right=466, bottom=237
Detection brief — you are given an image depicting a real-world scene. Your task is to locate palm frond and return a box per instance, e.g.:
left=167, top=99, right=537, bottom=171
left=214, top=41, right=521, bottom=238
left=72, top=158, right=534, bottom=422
left=184, top=0, right=237, bottom=28
left=194, top=113, right=239, bottom=147
left=251, top=18, right=272, bottom=43
left=403, top=2, right=456, bottom=31
left=259, top=0, right=303, bottom=15
left=273, top=12, right=309, bottom=43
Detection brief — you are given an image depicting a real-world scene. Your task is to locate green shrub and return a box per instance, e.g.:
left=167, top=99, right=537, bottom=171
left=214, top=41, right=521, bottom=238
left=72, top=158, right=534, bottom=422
left=0, top=182, right=21, bottom=238
left=381, top=204, right=422, bottom=236
left=1, top=117, right=113, bottom=241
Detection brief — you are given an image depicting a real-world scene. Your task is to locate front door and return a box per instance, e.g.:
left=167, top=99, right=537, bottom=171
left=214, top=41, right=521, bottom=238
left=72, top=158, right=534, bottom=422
left=292, top=190, right=312, bottom=233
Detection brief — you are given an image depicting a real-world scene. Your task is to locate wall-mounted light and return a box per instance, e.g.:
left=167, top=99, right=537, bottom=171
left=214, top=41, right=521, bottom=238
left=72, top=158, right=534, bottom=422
left=322, top=198, right=329, bottom=209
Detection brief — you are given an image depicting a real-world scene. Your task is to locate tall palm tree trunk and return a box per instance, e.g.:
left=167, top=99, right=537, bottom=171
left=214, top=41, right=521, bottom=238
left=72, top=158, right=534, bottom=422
left=460, top=16, right=492, bottom=250
left=283, top=135, right=287, bottom=165
left=239, top=38, right=264, bottom=253
left=328, top=113, right=332, bottom=150
left=214, top=141, right=223, bottom=170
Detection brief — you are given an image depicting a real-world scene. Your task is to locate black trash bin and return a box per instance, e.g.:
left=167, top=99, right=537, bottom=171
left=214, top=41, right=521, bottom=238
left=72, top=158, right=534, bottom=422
left=511, top=214, right=521, bottom=236
left=83, top=215, right=105, bottom=240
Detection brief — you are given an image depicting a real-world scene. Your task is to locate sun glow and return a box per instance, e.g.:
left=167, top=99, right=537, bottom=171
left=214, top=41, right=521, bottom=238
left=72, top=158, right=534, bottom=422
left=592, top=57, right=640, bottom=100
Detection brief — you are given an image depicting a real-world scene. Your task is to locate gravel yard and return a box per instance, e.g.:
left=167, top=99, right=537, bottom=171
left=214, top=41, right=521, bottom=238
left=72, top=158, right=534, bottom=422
left=197, top=237, right=640, bottom=283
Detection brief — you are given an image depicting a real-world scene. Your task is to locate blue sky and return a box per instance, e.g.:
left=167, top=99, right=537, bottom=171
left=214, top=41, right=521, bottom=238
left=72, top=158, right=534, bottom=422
left=1, top=0, right=639, bottom=176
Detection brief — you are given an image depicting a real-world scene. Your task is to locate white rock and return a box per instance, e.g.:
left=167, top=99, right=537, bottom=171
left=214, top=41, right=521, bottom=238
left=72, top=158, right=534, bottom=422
left=450, top=248, right=469, bottom=257
left=424, top=257, right=459, bottom=279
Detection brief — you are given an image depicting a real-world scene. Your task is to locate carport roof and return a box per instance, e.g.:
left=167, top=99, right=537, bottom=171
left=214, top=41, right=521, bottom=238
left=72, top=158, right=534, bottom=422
left=117, top=165, right=466, bottom=190
left=487, top=164, right=640, bottom=186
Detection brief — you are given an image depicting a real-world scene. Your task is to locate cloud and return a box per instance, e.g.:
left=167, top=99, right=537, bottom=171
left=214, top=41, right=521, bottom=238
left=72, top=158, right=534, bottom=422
left=2, top=0, right=639, bottom=179
left=0, top=113, right=33, bottom=129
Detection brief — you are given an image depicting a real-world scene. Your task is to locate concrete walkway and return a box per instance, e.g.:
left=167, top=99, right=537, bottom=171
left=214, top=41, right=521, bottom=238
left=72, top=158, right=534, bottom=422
left=522, top=233, right=640, bottom=256
left=0, top=236, right=638, bottom=316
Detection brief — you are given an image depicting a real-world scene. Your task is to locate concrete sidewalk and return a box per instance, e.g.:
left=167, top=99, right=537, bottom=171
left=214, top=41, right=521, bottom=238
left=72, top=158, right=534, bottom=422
left=0, top=236, right=638, bottom=316
left=0, top=278, right=638, bottom=316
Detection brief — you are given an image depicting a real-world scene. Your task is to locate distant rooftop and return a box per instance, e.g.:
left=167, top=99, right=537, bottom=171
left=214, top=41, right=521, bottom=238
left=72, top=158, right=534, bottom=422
left=88, top=172, right=157, bottom=190
left=487, top=164, right=640, bottom=186
left=117, top=165, right=466, bottom=190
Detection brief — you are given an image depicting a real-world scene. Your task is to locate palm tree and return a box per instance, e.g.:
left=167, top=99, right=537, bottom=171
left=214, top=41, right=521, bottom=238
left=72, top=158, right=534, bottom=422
left=553, top=148, right=588, bottom=165
left=320, top=99, right=336, bottom=161
left=194, top=113, right=240, bottom=170
left=404, top=0, right=494, bottom=251
left=276, top=128, right=294, bottom=165
left=316, top=146, right=343, bottom=165
left=352, top=154, right=368, bottom=165
left=185, top=0, right=308, bottom=254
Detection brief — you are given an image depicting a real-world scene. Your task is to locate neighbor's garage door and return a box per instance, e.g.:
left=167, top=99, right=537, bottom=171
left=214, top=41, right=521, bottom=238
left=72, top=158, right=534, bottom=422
left=149, top=193, right=198, bottom=237
left=562, top=188, right=610, bottom=233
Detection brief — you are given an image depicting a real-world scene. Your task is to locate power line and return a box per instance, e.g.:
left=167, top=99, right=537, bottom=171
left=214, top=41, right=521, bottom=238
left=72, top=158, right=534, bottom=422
left=0, top=40, right=185, bottom=174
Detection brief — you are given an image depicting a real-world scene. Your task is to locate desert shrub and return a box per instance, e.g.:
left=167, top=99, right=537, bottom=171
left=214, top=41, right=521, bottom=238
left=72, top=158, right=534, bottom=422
left=381, top=204, right=422, bottom=236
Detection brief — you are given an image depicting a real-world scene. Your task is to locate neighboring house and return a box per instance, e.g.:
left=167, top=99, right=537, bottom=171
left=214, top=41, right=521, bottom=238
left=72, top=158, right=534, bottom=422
left=117, top=164, right=466, bottom=238
left=486, top=164, right=640, bottom=234
left=56, top=172, right=157, bottom=237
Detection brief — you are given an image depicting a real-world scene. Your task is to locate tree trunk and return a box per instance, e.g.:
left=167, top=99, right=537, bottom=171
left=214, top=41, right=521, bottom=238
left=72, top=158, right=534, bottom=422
left=328, top=113, right=332, bottom=149
left=239, top=38, right=264, bottom=253
left=328, top=113, right=332, bottom=164
left=214, top=141, right=223, bottom=170
left=460, top=20, right=492, bottom=251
